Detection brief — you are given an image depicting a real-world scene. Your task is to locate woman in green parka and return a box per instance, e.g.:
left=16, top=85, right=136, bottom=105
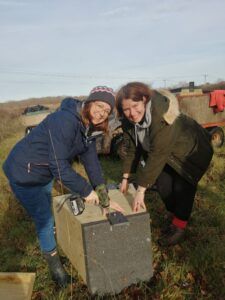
left=116, top=82, right=213, bottom=246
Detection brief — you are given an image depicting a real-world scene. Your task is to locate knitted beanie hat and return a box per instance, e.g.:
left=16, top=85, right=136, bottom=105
left=85, top=86, right=115, bottom=112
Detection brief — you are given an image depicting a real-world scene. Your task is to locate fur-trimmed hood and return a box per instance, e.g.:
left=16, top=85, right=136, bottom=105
left=157, top=89, right=180, bottom=124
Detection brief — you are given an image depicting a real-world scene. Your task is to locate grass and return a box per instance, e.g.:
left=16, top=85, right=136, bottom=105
left=0, top=112, right=224, bottom=299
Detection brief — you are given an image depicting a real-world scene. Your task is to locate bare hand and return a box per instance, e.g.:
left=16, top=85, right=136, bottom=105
left=120, top=179, right=129, bottom=194
left=102, top=200, right=124, bottom=216
left=84, top=190, right=99, bottom=205
left=132, top=192, right=146, bottom=212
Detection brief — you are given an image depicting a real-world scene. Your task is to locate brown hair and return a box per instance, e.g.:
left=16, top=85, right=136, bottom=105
left=116, top=82, right=152, bottom=117
left=81, top=102, right=109, bottom=133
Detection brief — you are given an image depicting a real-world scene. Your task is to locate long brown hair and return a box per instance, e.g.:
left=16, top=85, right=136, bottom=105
left=80, top=102, right=109, bottom=133
left=116, top=82, right=152, bottom=117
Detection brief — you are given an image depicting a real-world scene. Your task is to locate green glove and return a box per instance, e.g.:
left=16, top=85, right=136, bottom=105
left=95, top=184, right=110, bottom=208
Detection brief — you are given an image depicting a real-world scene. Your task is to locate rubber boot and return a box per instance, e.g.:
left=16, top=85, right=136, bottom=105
left=161, top=212, right=174, bottom=235
left=44, top=249, right=70, bottom=287
left=158, top=224, right=185, bottom=246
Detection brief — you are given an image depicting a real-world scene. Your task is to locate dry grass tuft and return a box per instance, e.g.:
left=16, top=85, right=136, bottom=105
left=0, top=106, right=23, bottom=143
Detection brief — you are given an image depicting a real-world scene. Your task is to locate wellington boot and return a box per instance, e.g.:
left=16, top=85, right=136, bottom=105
left=158, top=225, right=185, bottom=247
left=161, top=212, right=174, bottom=234
left=44, top=249, right=71, bottom=288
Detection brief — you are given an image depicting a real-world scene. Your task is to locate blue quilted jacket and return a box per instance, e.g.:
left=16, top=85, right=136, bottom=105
left=3, top=98, right=105, bottom=197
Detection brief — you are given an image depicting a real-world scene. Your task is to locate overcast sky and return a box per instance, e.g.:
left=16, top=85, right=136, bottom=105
left=0, top=0, right=225, bottom=102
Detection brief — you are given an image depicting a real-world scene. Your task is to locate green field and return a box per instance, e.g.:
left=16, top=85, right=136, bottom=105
left=0, top=111, right=225, bottom=299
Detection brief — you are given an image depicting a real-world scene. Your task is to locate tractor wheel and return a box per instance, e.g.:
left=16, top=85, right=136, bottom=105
left=209, top=127, right=224, bottom=148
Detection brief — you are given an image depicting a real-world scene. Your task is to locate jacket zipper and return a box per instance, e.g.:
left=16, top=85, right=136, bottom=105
left=27, top=162, right=49, bottom=173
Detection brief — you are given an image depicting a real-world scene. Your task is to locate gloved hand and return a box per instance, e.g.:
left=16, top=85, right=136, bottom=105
left=95, top=184, right=110, bottom=208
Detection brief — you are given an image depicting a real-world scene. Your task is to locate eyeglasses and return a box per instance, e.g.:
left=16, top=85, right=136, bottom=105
left=93, top=103, right=111, bottom=116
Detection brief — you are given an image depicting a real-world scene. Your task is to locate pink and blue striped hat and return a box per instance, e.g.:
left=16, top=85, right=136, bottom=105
left=86, top=86, right=115, bottom=112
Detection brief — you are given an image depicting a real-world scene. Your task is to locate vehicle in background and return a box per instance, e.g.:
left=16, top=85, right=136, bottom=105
left=172, top=83, right=225, bottom=148
left=95, top=112, right=123, bottom=156
left=22, top=104, right=49, bottom=115
left=21, top=105, right=52, bottom=135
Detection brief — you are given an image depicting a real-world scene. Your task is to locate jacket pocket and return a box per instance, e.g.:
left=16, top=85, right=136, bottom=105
left=27, top=162, right=49, bottom=173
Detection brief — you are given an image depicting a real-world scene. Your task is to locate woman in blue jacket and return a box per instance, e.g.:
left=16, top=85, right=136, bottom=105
left=3, top=86, right=122, bottom=287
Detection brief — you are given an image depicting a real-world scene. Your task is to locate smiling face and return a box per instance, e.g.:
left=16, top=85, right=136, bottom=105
left=121, top=97, right=147, bottom=123
left=89, top=101, right=111, bottom=125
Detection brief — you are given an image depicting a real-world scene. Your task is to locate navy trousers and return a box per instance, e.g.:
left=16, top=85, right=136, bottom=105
left=10, top=181, right=55, bottom=252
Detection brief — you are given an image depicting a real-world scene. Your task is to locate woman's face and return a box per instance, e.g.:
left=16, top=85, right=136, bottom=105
left=121, top=98, right=146, bottom=123
left=89, top=101, right=111, bottom=125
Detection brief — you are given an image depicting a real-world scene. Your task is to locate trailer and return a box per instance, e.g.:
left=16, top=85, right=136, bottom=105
left=177, top=88, right=225, bottom=147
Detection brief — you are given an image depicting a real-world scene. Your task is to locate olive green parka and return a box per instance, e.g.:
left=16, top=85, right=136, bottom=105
left=122, top=90, right=213, bottom=188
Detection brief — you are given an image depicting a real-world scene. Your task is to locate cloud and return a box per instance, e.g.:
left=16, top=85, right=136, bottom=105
left=153, top=0, right=194, bottom=19
left=101, top=6, right=132, bottom=17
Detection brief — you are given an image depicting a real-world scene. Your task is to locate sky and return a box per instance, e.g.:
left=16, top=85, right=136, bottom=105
left=0, top=0, right=225, bottom=102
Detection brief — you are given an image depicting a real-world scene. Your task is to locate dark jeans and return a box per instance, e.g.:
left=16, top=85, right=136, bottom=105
left=9, top=181, right=56, bottom=252
left=155, top=165, right=197, bottom=221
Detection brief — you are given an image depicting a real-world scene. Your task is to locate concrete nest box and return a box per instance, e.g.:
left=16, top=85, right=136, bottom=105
left=53, top=185, right=153, bottom=295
